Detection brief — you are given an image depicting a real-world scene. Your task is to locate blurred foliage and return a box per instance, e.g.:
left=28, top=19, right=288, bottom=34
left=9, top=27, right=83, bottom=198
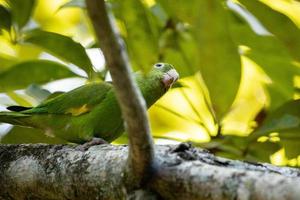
left=0, top=0, right=300, bottom=167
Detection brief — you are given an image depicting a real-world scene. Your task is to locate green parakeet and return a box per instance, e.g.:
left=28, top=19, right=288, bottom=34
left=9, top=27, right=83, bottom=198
left=0, top=63, right=179, bottom=143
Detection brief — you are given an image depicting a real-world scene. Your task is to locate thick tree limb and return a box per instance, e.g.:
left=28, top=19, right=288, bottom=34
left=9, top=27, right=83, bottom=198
left=1, top=143, right=300, bottom=200
left=85, top=0, right=154, bottom=187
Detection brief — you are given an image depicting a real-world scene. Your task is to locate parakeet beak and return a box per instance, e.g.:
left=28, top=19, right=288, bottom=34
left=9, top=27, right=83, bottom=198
left=162, top=69, right=179, bottom=89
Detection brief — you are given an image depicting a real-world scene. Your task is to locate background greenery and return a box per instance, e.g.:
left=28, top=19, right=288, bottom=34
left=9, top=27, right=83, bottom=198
left=0, top=0, right=300, bottom=166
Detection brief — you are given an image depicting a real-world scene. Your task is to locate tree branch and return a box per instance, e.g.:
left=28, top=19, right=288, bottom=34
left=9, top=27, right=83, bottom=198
left=85, top=0, right=154, bottom=187
left=1, top=144, right=300, bottom=200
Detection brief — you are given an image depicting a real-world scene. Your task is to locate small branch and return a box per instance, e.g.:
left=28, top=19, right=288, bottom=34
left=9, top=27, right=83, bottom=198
left=85, top=0, right=154, bottom=187
left=1, top=144, right=300, bottom=200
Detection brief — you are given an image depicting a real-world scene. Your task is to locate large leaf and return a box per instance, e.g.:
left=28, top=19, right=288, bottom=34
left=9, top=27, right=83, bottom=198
left=7, top=0, right=35, bottom=29
left=25, top=30, right=95, bottom=77
left=158, top=0, right=241, bottom=119
left=0, top=5, right=11, bottom=32
left=239, top=0, right=300, bottom=62
left=228, top=2, right=299, bottom=110
left=111, top=0, right=160, bottom=71
left=0, top=60, right=77, bottom=92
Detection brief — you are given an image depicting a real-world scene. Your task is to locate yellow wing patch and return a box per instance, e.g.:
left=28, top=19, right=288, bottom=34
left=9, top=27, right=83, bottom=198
left=67, top=104, right=91, bottom=116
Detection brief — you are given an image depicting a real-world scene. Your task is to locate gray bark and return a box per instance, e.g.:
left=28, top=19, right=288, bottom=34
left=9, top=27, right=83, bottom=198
left=1, top=143, right=300, bottom=200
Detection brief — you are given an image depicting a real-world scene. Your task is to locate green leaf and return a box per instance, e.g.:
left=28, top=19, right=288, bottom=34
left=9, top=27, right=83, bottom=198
left=227, top=3, right=299, bottom=110
left=158, top=0, right=241, bottom=119
left=275, top=129, right=300, bottom=159
left=111, top=0, right=160, bottom=71
left=0, top=5, right=11, bottom=32
left=0, top=126, right=66, bottom=144
left=158, top=26, right=200, bottom=77
left=25, top=30, right=95, bottom=77
left=157, top=0, right=199, bottom=23
left=246, top=141, right=280, bottom=162
left=239, top=0, right=300, bottom=62
left=0, top=55, right=16, bottom=72
left=201, top=135, right=280, bottom=162
left=0, top=60, right=77, bottom=92
left=59, top=0, right=86, bottom=9
left=197, top=135, right=247, bottom=158
left=281, top=138, right=300, bottom=159
left=251, top=99, right=300, bottom=138
left=194, top=2, right=241, bottom=119
left=7, top=0, right=36, bottom=29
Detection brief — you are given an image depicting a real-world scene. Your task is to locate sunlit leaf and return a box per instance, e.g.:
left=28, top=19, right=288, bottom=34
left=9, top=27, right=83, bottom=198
left=112, top=133, right=129, bottom=144
left=7, top=0, right=36, bottom=29
left=0, top=60, right=77, bottom=92
left=25, top=30, right=95, bottom=77
left=6, top=91, right=32, bottom=107
left=228, top=3, right=299, bottom=110
left=0, top=126, right=66, bottom=144
left=239, top=0, right=300, bottom=62
left=0, top=5, right=11, bottom=32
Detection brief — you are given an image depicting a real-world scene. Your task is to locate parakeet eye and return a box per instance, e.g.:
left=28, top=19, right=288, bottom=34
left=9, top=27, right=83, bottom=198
left=155, top=63, right=163, bottom=68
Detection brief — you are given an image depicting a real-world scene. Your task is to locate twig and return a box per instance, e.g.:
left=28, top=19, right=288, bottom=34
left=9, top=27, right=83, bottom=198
left=85, top=0, right=154, bottom=187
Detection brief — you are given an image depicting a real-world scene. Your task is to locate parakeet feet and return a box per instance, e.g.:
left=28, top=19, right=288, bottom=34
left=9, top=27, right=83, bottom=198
left=76, top=137, right=109, bottom=151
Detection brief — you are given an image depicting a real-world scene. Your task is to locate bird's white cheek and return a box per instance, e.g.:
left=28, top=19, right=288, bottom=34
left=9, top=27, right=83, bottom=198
left=162, top=69, right=179, bottom=88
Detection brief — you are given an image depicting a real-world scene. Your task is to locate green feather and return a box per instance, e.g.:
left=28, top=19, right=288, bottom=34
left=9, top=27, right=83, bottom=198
left=0, top=63, right=178, bottom=143
left=25, top=82, right=112, bottom=114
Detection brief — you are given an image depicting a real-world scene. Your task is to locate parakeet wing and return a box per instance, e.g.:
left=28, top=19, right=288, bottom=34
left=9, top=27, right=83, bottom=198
left=24, top=82, right=112, bottom=115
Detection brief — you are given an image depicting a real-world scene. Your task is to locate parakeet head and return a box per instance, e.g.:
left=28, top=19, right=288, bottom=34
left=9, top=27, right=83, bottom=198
left=148, top=63, right=179, bottom=90
left=136, top=63, right=179, bottom=107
